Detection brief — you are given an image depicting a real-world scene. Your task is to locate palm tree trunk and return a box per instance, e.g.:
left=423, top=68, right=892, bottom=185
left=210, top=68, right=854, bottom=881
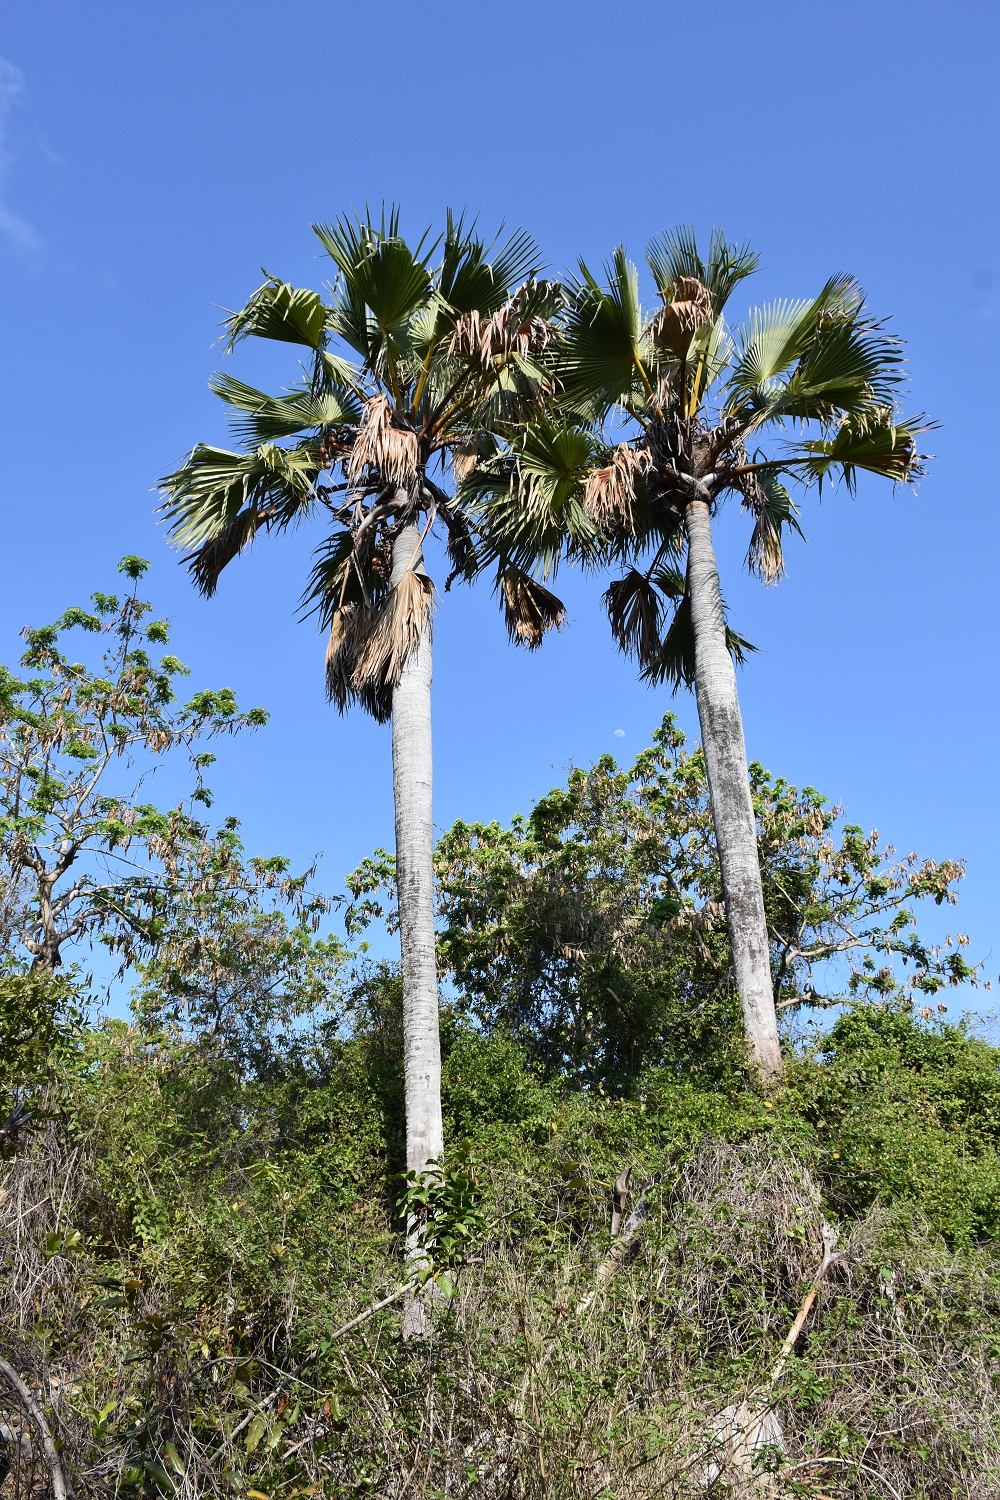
left=685, top=495, right=782, bottom=1077
left=390, top=520, right=444, bottom=1336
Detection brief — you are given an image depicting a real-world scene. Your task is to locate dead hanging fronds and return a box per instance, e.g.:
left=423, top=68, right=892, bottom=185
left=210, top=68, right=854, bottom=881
left=583, top=445, right=651, bottom=529
left=326, top=571, right=433, bottom=723
left=603, top=569, right=663, bottom=668
left=449, top=280, right=558, bottom=367
left=649, top=275, right=714, bottom=358
left=449, top=442, right=480, bottom=483
left=325, top=602, right=378, bottom=715
left=731, top=441, right=805, bottom=586
left=346, top=394, right=418, bottom=490
left=499, top=569, right=565, bottom=649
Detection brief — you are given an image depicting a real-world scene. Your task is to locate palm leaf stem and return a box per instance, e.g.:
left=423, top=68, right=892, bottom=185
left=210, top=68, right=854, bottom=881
left=422, top=366, right=478, bottom=439
left=351, top=546, right=372, bottom=608
left=410, top=336, right=443, bottom=415
left=688, top=354, right=706, bottom=417
left=632, top=349, right=659, bottom=413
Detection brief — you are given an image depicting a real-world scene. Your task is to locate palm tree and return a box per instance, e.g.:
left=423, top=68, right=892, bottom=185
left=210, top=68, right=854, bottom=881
left=465, top=227, right=930, bottom=1077
left=159, top=210, right=562, bottom=1326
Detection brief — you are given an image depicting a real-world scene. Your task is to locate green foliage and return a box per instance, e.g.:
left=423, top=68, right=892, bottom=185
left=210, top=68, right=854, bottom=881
left=466, top=225, right=934, bottom=690
left=159, top=207, right=566, bottom=703
left=0, top=969, right=80, bottom=1116
left=791, top=1007, right=1000, bottom=1244
left=0, top=561, right=269, bottom=972
left=348, top=716, right=974, bottom=1091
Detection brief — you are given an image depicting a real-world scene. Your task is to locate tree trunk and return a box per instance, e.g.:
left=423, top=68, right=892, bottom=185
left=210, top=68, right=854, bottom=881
left=684, top=496, right=783, bottom=1077
left=390, top=520, right=444, bottom=1336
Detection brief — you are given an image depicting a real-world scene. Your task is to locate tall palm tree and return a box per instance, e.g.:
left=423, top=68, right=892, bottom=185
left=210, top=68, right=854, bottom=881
left=465, top=227, right=930, bottom=1077
left=159, top=211, right=561, bottom=1326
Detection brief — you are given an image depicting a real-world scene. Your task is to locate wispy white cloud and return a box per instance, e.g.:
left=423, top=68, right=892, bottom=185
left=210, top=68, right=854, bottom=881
left=0, top=56, right=42, bottom=257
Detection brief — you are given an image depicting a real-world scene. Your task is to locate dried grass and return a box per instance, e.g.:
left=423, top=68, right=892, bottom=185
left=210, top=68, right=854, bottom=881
left=1, top=1125, right=996, bottom=1499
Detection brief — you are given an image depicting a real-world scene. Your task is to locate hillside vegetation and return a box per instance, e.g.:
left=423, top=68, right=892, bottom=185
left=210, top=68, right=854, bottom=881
left=0, top=574, right=997, bottom=1499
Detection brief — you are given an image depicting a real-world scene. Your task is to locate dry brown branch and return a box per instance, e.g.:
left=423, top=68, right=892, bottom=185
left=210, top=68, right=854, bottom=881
left=0, top=1358, right=71, bottom=1500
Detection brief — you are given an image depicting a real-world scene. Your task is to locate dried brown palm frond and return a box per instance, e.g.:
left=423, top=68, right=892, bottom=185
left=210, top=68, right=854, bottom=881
left=346, top=394, right=418, bottom=490
left=449, top=442, right=480, bottom=482
left=648, top=275, right=714, bottom=358
left=730, top=440, right=805, bottom=586
left=500, top=569, right=566, bottom=649
left=583, top=445, right=651, bottom=529
left=603, top=569, right=663, bottom=668
left=352, top=568, right=433, bottom=694
left=325, top=571, right=433, bottom=722
left=449, top=280, right=558, bottom=367
left=325, top=602, right=373, bottom=714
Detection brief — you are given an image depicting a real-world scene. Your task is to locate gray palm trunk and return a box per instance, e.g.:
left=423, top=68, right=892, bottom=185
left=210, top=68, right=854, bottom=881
left=389, top=520, right=444, bottom=1336
left=684, top=495, right=783, bottom=1077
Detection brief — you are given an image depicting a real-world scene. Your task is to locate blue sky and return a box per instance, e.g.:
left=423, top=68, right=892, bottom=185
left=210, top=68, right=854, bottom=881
left=1, top=0, right=998, bottom=1008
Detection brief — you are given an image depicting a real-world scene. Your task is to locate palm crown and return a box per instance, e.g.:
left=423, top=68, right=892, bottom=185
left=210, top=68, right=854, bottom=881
left=465, top=226, right=931, bottom=684
left=159, top=209, right=563, bottom=720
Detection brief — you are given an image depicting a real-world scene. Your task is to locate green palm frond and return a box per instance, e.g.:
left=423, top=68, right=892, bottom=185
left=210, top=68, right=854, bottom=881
left=758, top=311, right=906, bottom=425
left=646, top=225, right=759, bottom=315
left=560, top=247, right=652, bottom=417
left=463, top=420, right=602, bottom=577
left=726, top=276, right=862, bottom=405
left=793, top=407, right=932, bottom=490
left=315, top=214, right=434, bottom=373
left=209, top=375, right=363, bottom=447
left=437, top=211, right=542, bottom=317
left=159, top=442, right=322, bottom=594
left=223, top=275, right=328, bottom=351
left=726, top=297, right=820, bottom=399
left=640, top=589, right=756, bottom=692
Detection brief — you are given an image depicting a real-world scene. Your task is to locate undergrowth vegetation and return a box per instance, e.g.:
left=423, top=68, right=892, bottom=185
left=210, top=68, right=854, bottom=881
left=0, top=572, right=997, bottom=1498
left=3, top=985, right=1000, bottom=1499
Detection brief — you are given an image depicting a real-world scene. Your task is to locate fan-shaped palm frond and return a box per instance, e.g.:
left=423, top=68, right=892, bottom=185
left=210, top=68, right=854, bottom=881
left=209, top=375, right=363, bottom=447
left=640, top=589, right=756, bottom=691
left=438, top=211, right=542, bottom=318
left=647, top=225, right=759, bottom=316
left=223, top=275, right=328, bottom=352
left=754, top=309, right=905, bottom=426
left=464, top=419, right=602, bottom=577
left=160, top=442, right=322, bottom=595
left=794, top=407, right=931, bottom=490
left=315, top=214, right=434, bottom=376
left=560, top=247, right=652, bottom=417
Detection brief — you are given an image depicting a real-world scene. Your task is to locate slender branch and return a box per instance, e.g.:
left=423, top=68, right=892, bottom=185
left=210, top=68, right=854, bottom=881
left=224, top=1279, right=417, bottom=1447
left=0, top=1356, right=72, bottom=1500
